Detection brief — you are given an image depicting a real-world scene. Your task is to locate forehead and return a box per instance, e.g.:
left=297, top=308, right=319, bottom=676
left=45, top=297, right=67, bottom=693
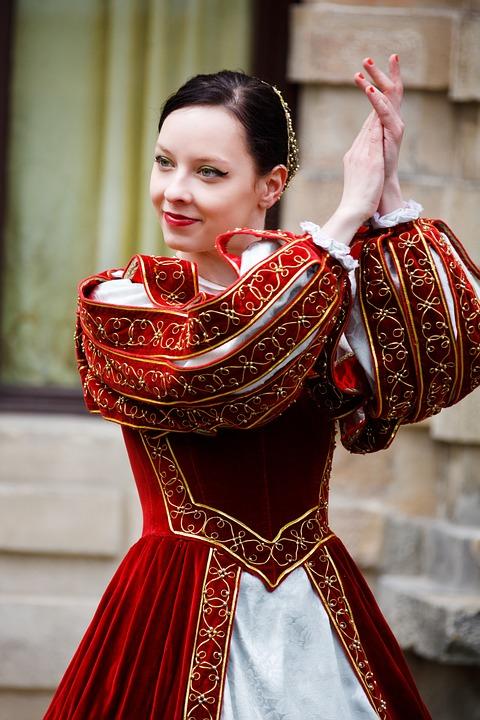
left=158, top=105, right=249, bottom=159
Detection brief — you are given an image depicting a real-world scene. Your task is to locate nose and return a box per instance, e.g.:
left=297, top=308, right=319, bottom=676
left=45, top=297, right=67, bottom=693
left=162, top=169, right=194, bottom=205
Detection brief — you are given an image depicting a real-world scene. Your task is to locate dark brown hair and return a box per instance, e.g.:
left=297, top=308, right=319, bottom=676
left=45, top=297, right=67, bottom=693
left=158, top=70, right=289, bottom=179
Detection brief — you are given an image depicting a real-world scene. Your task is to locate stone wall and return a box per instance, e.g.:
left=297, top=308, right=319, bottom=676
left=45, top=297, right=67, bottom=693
left=0, top=415, right=142, bottom=719
left=283, top=2, right=480, bottom=718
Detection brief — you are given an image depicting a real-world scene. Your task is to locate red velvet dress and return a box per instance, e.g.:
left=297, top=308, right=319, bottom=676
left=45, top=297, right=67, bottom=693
left=43, top=220, right=479, bottom=719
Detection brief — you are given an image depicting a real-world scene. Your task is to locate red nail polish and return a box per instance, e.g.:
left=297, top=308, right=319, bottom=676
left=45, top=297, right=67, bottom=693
left=367, top=58, right=374, bottom=65
left=358, top=73, right=365, bottom=80
left=368, top=86, right=375, bottom=93
left=394, top=54, right=399, bottom=62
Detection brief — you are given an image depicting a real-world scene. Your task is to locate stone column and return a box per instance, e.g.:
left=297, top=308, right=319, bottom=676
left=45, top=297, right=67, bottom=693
left=284, top=3, right=480, bottom=719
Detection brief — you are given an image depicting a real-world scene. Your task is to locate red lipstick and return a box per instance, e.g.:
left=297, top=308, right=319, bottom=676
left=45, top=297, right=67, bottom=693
left=163, top=211, right=200, bottom=227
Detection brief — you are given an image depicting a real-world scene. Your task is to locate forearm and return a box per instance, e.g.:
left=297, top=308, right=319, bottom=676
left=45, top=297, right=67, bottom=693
left=377, top=175, right=404, bottom=215
left=320, top=206, right=365, bottom=248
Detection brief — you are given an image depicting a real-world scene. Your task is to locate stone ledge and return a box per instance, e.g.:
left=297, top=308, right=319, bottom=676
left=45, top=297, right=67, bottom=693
left=0, top=484, right=123, bottom=556
left=381, top=515, right=480, bottom=590
left=0, top=595, right=97, bottom=688
left=377, top=574, right=480, bottom=664
left=0, top=552, right=120, bottom=596
left=329, top=497, right=386, bottom=569
left=0, top=690, right=53, bottom=720
left=0, top=413, right=131, bottom=485
left=289, top=4, right=454, bottom=89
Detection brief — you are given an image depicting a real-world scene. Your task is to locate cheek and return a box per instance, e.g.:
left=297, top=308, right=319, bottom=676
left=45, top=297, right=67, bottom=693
left=149, top=170, right=164, bottom=206
left=202, top=185, right=252, bottom=222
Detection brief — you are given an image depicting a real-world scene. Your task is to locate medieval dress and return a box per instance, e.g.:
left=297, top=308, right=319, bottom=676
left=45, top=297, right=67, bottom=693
left=43, top=202, right=480, bottom=720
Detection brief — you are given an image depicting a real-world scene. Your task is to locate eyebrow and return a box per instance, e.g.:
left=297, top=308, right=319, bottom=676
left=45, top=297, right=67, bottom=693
left=155, top=144, right=230, bottom=166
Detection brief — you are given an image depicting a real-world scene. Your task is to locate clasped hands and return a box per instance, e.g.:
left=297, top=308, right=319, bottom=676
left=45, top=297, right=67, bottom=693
left=339, top=54, right=405, bottom=224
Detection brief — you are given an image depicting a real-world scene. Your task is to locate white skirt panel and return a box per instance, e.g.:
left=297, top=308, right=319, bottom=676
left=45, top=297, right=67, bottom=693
left=220, top=565, right=378, bottom=720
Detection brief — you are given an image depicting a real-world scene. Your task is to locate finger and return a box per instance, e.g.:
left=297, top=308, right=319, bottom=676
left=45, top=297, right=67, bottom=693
left=387, top=53, right=404, bottom=107
left=388, top=53, right=401, bottom=83
left=365, top=85, right=395, bottom=121
left=362, top=57, right=394, bottom=93
left=354, top=71, right=370, bottom=92
left=365, top=86, right=404, bottom=139
left=350, top=109, right=376, bottom=150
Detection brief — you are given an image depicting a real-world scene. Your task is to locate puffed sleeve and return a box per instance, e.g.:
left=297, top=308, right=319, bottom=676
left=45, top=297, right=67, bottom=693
left=308, top=215, right=480, bottom=453
left=75, top=228, right=351, bottom=435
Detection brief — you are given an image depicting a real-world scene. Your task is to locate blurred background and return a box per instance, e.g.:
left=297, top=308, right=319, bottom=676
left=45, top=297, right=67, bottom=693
left=0, top=1, right=479, bottom=718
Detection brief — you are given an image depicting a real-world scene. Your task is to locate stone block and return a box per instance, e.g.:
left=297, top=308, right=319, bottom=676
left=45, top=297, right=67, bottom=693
left=328, top=497, right=386, bottom=569
left=440, top=181, right=480, bottom=264
left=435, top=444, right=480, bottom=526
left=0, top=484, right=123, bottom=556
left=402, top=91, right=457, bottom=177
left=281, top=174, right=344, bottom=232
left=432, top=392, right=480, bottom=445
left=124, top=489, right=143, bottom=549
left=380, top=513, right=480, bottom=588
left=331, top=440, right=394, bottom=498
left=0, top=595, right=96, bottom=688
left=395, top=178, right=446, bottom=218
left=298, top=85, right=457, bottom=178
left=0, top=414, right=132, bottom=486
left=421, top=520, right=480, bottom=590
left=450, top=13, right=480, bottom=101
left=455, top=102, right=480, bottom=181
left=377, top=574, right=480, bottom=664
left=0, top=553, right=119, bottom=596
left=289, top=5, right=454, bottom=90
left=380, top=513, right=424, bottom=575
left=0, top=691, right=54, bottom=720
left=297, top=86, right=368, bottom=172
left=387, top=423, right=437, bottom=516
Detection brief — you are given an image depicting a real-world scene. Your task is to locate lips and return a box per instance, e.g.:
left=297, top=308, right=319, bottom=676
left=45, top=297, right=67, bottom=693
left=163, top=211, right=201, bottom=227
left=165, top=211, right=197, bottom=220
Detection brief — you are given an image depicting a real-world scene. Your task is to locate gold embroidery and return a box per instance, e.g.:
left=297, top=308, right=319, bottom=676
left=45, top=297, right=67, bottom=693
left=184, top=548, right=241, bottom=720
left=81, top=241, right=336, bottom=357
left=140, top=430, right=335, bottom=588
left=305, top=546, right=388, bottom=719
left=81, top=293, right=339, bottom=406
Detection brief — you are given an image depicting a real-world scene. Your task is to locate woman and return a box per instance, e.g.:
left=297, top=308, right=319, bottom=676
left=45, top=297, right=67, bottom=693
left=43, top=56, right=479, bottom=719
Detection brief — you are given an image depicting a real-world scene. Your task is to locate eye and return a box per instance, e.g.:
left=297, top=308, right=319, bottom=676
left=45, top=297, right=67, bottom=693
left=154, top=155, right=173, bottom=167
left=198, top=166, right=228, bottom=178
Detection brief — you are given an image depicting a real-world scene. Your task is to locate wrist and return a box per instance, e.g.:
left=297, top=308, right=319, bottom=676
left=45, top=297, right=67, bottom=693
left=321, top=205, right=364, bottom=247
left=378, top=176, right=403, bottom=215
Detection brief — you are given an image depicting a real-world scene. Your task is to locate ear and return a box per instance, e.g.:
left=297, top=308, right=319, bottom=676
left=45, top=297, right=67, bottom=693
left=258, top=164, right=288, bottom=209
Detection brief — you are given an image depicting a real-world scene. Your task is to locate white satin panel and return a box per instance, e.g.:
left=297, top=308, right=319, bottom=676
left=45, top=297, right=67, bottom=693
left=220, top=565, right=377, bottom=720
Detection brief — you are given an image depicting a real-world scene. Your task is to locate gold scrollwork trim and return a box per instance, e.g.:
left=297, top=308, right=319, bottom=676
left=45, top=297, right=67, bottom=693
left=184, top=548, right=241, bottom=720
left=305, top=546, right=388, bottom=719
left=140, top=430, right=335, bottom=588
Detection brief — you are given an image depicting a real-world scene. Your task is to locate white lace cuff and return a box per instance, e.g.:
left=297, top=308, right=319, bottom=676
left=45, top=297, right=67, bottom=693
left=370, top=198, right=423, bottom=228
left=299, top=221, right=358, bottom=271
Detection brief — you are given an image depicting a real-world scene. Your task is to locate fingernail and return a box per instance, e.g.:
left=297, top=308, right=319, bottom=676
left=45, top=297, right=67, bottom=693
left=358, top=72, right=365, bottom=80
left=367, top=58, right=374, bottom=65
left=368, top=86, right=375, bottom=93
left=394, top=54, right=399, bottom=62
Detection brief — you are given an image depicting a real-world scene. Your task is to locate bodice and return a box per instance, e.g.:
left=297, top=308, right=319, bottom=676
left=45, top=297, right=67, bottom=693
left=122, top=391, right=335, bottom=589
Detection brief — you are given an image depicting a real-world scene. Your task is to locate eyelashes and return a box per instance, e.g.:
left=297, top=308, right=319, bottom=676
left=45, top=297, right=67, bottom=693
left=154, top=155, right=228, bottom=179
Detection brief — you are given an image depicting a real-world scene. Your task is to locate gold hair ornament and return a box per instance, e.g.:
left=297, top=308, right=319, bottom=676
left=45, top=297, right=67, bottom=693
left=270, top=84, right=300, bottom=191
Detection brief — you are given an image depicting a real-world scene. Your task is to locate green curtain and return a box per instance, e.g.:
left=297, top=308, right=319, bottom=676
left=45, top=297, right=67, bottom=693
left=1, top=0, right=252, bottom=387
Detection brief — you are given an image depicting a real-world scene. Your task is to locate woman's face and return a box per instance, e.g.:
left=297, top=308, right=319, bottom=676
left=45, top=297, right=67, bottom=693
left=150, top=105, right=277, bottom=256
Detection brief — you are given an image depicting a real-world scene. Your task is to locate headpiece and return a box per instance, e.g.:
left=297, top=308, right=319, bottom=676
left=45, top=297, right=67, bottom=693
left=269, top=84, right=300, bottom=190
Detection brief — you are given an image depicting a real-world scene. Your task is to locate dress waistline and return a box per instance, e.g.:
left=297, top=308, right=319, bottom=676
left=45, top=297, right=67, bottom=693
left=140, top=431, right=334, bottom=589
